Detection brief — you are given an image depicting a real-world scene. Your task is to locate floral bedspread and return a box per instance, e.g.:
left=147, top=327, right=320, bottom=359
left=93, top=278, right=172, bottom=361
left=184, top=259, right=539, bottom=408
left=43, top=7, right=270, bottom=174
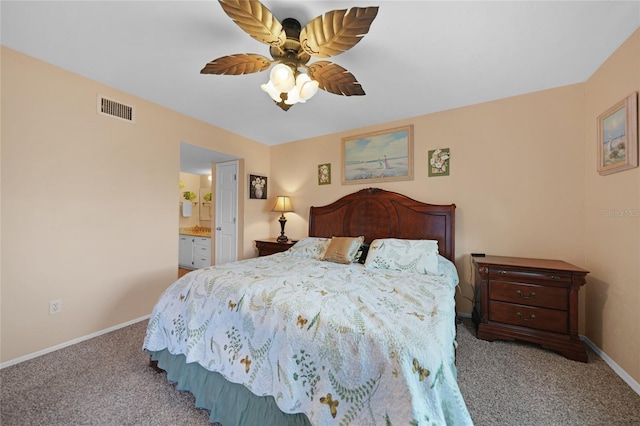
left=143, top=253, right=472, bottom=425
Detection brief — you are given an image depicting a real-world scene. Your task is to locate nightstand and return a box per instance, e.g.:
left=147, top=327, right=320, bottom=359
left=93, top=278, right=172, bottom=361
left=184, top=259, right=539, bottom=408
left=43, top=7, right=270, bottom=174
left=255, top=238, right=297, bottom=256
left=472, top=255, right=589, bottom=362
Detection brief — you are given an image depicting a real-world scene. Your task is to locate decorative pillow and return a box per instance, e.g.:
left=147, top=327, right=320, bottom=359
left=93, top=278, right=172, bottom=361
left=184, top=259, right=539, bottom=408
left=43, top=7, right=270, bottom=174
left=364, top=238, right=440, bottom=275
left=287, top=237, right=331, bottom=260
left=355, top=243, right=370, bottom=264
left=322, top=236, right=365, bottom=264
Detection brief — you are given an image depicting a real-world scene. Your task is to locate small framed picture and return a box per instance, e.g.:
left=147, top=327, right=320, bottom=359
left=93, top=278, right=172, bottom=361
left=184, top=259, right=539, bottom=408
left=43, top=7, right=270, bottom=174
left=597, top=92, right=638, bottom=176
left=428, top=148, right=450, bottom=177
left=249, top=174, right=267, bottom=199
left=318, top=163, right=331, bottom=185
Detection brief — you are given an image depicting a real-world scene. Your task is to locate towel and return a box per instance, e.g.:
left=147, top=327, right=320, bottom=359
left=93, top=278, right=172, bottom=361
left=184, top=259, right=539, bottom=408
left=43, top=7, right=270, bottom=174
left=182, top=201, right=192, bottom=217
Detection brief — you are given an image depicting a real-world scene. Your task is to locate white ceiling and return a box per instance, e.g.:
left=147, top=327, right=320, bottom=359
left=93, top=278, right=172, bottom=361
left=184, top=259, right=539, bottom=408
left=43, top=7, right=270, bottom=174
left=180, top=142, right=239, bottom=174
left=2, top=1, right=639, bottom=154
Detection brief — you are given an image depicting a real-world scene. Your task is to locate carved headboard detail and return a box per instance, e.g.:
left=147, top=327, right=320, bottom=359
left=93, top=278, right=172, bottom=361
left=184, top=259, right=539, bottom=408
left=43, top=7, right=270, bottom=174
left=308, top=188, right=456, bottom=261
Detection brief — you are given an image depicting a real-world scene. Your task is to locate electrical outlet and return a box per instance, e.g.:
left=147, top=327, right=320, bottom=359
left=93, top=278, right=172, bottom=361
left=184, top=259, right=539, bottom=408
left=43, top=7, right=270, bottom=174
left=49, top=299, right=62, bottom=315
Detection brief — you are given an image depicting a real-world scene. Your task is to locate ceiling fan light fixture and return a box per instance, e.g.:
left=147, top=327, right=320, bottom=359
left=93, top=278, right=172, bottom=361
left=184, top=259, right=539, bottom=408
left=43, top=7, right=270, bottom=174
left=260, top=81, right=283, bottom=102
left=263, top=64, right=319, bottom=107
left=208, top=1, right=378, bottom=111
left=297, top=73, right=319, bottom=101
left=269, top=63, right=296, bottom=93
left=282, top=72, right=319, bottom=105
left=284, top=91, right=299, bottom=105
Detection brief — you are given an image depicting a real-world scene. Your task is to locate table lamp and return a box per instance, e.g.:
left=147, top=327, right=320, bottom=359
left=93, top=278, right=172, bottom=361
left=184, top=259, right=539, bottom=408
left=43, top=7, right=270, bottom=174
left=272, top=195, right=294, bottom=242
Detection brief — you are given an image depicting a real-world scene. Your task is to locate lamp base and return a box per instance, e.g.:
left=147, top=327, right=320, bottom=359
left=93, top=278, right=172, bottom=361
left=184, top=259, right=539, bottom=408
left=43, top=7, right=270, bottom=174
left=277, top=215, right=288, bottom=242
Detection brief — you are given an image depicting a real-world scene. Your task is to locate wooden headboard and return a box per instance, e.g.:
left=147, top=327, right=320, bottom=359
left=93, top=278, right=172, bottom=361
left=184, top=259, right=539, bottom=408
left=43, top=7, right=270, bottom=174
left=309, top=188, right=456, bottom=261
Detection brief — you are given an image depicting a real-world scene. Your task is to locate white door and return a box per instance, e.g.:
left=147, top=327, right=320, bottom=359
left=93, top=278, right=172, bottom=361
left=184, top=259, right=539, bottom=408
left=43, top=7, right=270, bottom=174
left=215, top=160, right=238, bottom=265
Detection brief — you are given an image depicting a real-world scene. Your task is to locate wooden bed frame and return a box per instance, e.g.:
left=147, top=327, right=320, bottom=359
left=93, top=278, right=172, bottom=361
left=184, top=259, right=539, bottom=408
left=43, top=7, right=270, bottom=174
left=309, top=188, right=456, bottom=261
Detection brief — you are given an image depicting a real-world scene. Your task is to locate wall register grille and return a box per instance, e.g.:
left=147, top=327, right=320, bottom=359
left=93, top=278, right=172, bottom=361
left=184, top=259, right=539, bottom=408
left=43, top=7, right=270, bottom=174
left=97, top=95, right=135, bottom=123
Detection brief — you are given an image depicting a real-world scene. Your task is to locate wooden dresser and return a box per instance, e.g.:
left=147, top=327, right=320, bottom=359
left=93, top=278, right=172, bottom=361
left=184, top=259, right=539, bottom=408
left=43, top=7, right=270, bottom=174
left=255, top=238, right=296, bottom=256
left=472, top=255, right=589, bottom=362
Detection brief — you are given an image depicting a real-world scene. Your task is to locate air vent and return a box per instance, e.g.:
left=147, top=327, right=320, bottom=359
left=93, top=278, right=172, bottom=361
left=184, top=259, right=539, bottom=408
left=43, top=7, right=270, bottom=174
left=97, top=95, right=135, bottom=123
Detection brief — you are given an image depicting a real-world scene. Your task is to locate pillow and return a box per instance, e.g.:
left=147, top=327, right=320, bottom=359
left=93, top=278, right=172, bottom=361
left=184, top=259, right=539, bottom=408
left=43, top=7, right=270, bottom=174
left=437, top=255, right=459, bottom=286
left=364, top=238, right=440, bottom=275
left=322, top=236, right=365, bottom=264
left=287, top=237, right=331, bottom=260
left=355, top=243, right=370, bottom=264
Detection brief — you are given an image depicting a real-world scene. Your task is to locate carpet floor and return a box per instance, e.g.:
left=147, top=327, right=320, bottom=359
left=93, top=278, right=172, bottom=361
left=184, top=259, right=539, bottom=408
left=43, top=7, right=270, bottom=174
left=1, top=318, right=639, bottom=425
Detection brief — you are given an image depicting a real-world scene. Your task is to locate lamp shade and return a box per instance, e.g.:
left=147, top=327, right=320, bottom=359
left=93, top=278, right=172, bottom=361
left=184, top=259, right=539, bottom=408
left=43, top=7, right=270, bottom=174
left=272, top=196, right=293, bottom=213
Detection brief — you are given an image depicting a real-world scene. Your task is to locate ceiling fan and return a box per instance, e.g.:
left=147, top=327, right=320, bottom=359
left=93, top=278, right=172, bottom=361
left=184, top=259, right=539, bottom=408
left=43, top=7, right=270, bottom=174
left=201, top=0, right=379, bottom=111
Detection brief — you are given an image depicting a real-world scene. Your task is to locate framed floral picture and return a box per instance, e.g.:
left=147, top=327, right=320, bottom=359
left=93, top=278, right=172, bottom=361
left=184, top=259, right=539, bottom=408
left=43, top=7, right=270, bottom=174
left=342, top=125, right=414, bottom=184
left=318, top=163, right=331, bottom=185
left=249, top=174, right=267, bottom=199
left=428, top=148, right=450, bottom=177
left=597, top=92, right=638, bottom=176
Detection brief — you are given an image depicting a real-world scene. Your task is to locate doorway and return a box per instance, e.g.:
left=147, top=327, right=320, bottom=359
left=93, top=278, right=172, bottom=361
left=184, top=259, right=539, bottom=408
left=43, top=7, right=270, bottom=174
left=179, top=142, right=240, bottom=274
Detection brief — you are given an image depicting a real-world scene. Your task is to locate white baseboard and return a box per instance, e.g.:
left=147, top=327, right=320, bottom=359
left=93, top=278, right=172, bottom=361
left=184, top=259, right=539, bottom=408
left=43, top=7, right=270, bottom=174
left=581, top=335, right=640, bottom=396
left=0, top=314, right=150, bottom=369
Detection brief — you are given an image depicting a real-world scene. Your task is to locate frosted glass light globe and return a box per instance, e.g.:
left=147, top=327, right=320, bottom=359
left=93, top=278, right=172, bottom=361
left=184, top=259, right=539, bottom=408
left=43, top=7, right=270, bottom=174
left=260, top=81, right=283, bottom=102
left=269, top=64, right=295, bottom=93
left=297, top=74, right=319, bottom=101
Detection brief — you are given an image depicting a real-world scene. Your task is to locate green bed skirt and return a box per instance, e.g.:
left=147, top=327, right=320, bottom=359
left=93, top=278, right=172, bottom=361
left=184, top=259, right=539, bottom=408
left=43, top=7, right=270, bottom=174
left=148, top=349, right=311, bottom=426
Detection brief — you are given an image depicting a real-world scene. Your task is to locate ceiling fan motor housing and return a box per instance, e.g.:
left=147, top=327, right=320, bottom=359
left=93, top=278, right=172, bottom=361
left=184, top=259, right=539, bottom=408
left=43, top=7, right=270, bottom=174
left=270, top=18, right=311, bottom=68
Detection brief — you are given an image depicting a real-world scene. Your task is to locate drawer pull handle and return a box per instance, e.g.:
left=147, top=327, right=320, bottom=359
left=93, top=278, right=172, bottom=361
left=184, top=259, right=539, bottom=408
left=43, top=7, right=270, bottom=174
left=516, top=290, right=536, bottom=299
left=551, top=275, right=560, bottom=280
left=516, top=312, right=536, bottom=321
left=498, top=270, right=507, bottom=275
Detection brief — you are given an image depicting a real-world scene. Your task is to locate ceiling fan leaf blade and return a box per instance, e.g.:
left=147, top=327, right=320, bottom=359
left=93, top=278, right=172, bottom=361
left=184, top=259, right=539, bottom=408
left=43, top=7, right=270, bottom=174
left=218, top=0, right=286, bottom=47
left=307, top=61, right=365, bottom=96
left=201, top=54, right=272, bottom=75
left=300, top=7, right=379, bottom=58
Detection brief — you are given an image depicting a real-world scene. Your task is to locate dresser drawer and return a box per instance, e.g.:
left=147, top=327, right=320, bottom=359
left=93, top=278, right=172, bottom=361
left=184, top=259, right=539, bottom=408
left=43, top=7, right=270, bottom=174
left=193, top=237, right=210, bottom=247
left=489, top=301, right=568, bottom=333
left=193, top=254, right=210, bottom=269
left=489, top=266, right=571, bottom=285
left=194, top=244, right=210, bottom=255
left=489, top=281, right=568, bottom=310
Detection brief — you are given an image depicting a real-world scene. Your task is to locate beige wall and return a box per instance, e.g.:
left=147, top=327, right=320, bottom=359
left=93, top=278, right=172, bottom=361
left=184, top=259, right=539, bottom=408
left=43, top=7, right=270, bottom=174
left=0, top=47, right=271, bottom=363
left=584, top=29, right=640, bottom=383
left=271, top=83, right=586, bottom=319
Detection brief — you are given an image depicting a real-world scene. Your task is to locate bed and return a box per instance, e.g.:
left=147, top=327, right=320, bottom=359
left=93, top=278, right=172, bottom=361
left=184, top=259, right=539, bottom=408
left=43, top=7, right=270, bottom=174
left=144, top=188, right=472, bottom=425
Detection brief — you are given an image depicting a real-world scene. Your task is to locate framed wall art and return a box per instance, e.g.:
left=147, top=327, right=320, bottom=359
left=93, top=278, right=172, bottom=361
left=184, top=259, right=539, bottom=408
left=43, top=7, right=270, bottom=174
left=318, top=163, right=331, bottom=185
left=342, top=125, right=414, bottom=184
left=597, top=92, right=638, bottom=176
left=249, top=174, right=267, bottom=199
left=428, top=148, right=450, bottom=177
